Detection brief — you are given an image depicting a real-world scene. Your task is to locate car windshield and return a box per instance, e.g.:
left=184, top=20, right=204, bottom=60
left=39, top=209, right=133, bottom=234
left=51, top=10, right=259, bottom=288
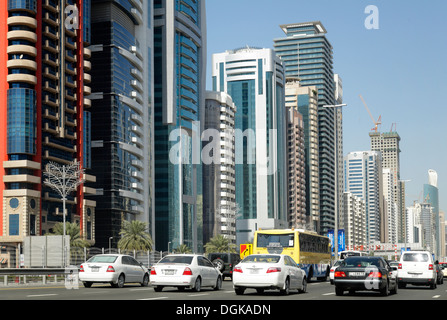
left=402, top=253, right=429, bottom=262
left=158, top=256, right=193, bottom=265
left=87, top=255, right=118, bottom=263
left=343, top=257, right=380, bottom=268
left=241, top=255, right=281, bottom=263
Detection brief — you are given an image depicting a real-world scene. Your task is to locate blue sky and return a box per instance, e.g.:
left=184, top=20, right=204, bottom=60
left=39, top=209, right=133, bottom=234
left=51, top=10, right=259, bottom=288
left=205, top=0, right=447, bottom=214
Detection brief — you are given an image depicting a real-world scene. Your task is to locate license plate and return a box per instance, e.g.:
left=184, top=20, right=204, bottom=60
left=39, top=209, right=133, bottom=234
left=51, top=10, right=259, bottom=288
left=349, top=272, right=364, bottom=277
left=249, top=269, right=260, bottom=274
left=164, top=269, right=176, bottom=275
left=91, top=267, right=100, bottom=272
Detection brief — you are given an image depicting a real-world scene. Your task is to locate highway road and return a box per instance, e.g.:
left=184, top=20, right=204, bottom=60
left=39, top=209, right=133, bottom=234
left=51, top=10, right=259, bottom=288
left=0, top=278, right=445, bottom=300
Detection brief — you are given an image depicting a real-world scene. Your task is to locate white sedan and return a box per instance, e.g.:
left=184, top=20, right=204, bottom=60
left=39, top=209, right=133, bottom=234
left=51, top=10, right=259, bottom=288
left=79, top=254, right=149, bottom=288
left=329, top=260, right=343, bottom=284
left=150, top=254, right=223, bottom=292
left=232, top=254, right=307, bottom=295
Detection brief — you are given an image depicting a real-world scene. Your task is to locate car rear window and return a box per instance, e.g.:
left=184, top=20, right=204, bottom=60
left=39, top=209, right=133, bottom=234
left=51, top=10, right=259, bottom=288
left=343, top=257, right=380, bottom=268
left=87, top=255, right=118, bottom=263
left=158, top=256, right=193, bottom=264
left=241, top=255, right=281, bottom=263
left=402, top=253, right=429, bottom=262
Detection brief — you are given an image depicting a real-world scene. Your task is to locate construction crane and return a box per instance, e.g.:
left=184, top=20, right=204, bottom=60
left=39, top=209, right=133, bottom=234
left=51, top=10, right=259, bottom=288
left=359, top=94, right=381, bottom=132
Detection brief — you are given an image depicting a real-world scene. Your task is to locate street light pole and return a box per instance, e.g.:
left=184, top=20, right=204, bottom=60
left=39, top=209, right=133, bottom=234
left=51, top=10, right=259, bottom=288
left=323, top=103, right=347, bottom=259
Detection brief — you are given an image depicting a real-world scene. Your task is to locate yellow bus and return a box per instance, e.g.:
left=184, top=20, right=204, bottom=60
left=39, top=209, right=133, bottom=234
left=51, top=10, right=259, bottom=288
left=253, top=229, right=332, bottom=281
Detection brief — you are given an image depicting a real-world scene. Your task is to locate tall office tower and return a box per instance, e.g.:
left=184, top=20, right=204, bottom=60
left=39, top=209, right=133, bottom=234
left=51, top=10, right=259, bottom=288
left=90, top=0, right=153, bottom=248
left=424, top=169, right=440, bottom=257
left=212, top=47, right=288, bottom=245
left=420, top=202, right=434, bottom=252
left=344, top=151, right=384, bottom=243
left=203, top=91, right=237, bottom=245
left=285, top=78, right=319, bottom=230
left=0, top=0, right=95, bottom=256
left=285, top=106, right=306, bottom=229
left=405, top=204, right=422, bottom=244
left=369, top=131, right=405, bottom=241
left=382, top=168, right=397, bottom=244
left=341, top=192, right=366, bottom=250
left=154, top=0, right=206, bottom=252
left=274, top=22, right=338, bottom=235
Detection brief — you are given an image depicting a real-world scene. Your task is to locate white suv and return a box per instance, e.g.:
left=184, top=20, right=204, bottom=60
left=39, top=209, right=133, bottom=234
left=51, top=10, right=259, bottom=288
left=398, top=251, right=437, bottom=289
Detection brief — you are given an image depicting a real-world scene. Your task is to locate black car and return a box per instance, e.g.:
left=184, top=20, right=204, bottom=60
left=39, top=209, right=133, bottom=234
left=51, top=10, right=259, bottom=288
left=435, top=262, right=444, bottom=285
left=208, top=253, right=241, bottom=280
left=333, top=256, right=398, bottom=296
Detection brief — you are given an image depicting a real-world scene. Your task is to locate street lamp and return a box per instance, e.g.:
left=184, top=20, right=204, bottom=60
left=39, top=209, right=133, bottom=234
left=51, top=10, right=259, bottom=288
left=323, top=103, right=348, bottom=259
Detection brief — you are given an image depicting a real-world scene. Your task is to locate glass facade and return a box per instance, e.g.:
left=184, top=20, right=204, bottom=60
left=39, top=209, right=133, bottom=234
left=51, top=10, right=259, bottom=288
left=7, top=88, right=36, bottom=155
left=154, top=0, right=204, bottom=252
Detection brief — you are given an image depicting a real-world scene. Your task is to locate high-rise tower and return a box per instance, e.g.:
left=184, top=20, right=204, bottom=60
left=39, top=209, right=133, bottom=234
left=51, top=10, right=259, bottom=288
left=0, top=0, right=95, bottom=258
left=153, top=0, right=206, bottom=252
left=212, top=47, right=288, bottom=245
left=274, top=22, right=338, bottom=235
left=90, top=0, right=153, bottom=248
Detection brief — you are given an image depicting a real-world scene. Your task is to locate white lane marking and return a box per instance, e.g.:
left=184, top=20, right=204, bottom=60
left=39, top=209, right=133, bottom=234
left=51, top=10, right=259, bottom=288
left=188, top=293, right=209, bottom=297
left=27, top=294, right=58, bottom=298
left=432, top=295, right=441, bottom=299
left=322, top=292, right=335, bottom=295
left=138, top=296, right=169, bottom=300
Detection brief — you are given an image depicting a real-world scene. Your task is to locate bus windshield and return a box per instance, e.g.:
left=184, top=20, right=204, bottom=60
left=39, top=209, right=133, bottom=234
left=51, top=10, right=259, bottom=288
left=256, top=233, right=294, bottom=248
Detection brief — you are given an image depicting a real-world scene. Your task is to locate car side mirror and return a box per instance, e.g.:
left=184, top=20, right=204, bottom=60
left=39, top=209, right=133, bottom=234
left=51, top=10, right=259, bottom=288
left=391, top=266, right=397, bottom=271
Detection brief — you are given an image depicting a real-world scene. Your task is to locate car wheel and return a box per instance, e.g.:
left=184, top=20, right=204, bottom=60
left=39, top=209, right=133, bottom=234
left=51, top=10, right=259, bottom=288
left=430, top=281, right=437, bottom=289
left=335, top=286, right=344, bottom=296
left=83, top=281, right=92, bottom=288
left=380, top=281, right=389, bottom=296
left=154, top=286, right=163, bottom=292
left=116, top=274, right=125, bottom=288
left=390, top=281, right=398, bottom=294
left=256, top=288, right=265, bottom=294
left=141, top=273, right=149, bottom=287
left=235, top=287, right=245, bottom=295
left=299, top=277, right=307, bottom=293
left=193, top=277, right=201, bottom=292
left=280, top=277, right=290, bottom=295
left=214, top=276, right=222, bottom=291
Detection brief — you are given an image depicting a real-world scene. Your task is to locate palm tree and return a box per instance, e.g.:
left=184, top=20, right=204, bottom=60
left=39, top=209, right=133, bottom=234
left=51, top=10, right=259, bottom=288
left=118, top=220, right=153, bottom=252
left=204, top=234, right=236, bottom=254
left=174, top=244, right=192, bottom=254
left=51, top=222, right=90, bottom=249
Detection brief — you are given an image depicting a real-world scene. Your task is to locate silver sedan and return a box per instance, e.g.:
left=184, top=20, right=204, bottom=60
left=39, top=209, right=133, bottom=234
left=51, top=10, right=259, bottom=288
left=79, top=254, right=149, bottom=288
left=232, top=254, right=307, bottom=295
left=150, top=254, right=223, bottom=292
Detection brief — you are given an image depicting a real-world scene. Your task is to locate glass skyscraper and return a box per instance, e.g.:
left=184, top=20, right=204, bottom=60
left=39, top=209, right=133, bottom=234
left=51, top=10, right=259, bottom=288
left=90, top=0, right=153, bottom=248
left=212, top=47, right=288, bottom=245
left=154, top=0, right=206, bottom=252
left=274, top=21, right=338, bottom=235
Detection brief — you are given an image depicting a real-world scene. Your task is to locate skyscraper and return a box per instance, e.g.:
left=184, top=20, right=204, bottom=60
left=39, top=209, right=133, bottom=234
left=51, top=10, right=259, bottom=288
left=203, top=91, right=237, bottom=245
left=285, top=78, right=319, bottom=230
left=154, top=0, right=206, bottom=252
left=274, top=21, right=338, bottom=235
left=212, top=47, right=288, bottom=245
left=90, top=0, right=153, bottom=248
left=344, top=151, right=384, bottom=243
left=0, top=0, right=95, bottom=256
left=370, top=130, right=405, bottom=242
left=424, top=169, right=440, bottom=257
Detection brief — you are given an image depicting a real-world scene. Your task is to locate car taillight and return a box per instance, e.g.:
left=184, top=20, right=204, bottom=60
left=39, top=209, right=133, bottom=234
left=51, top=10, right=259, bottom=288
left=183, top=267, right=193, bottom=276
left=429, top=264, right=433, bottom=270
left=79, top=265, right=84, bottom=272
left=150, top=267, right=156, bottom=275
left=106, top=266, right=115, bottom=272
left=368, top=271, right=382, bottom=278
left=398, top=263, right=402, bottom=269
left=330, top=267, right=335, bottom=272
left=266, top=267, right=281, bottom=273
left=334, top=271, right=346, bottom=278
left=233, top=267, right=243, bottom=273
